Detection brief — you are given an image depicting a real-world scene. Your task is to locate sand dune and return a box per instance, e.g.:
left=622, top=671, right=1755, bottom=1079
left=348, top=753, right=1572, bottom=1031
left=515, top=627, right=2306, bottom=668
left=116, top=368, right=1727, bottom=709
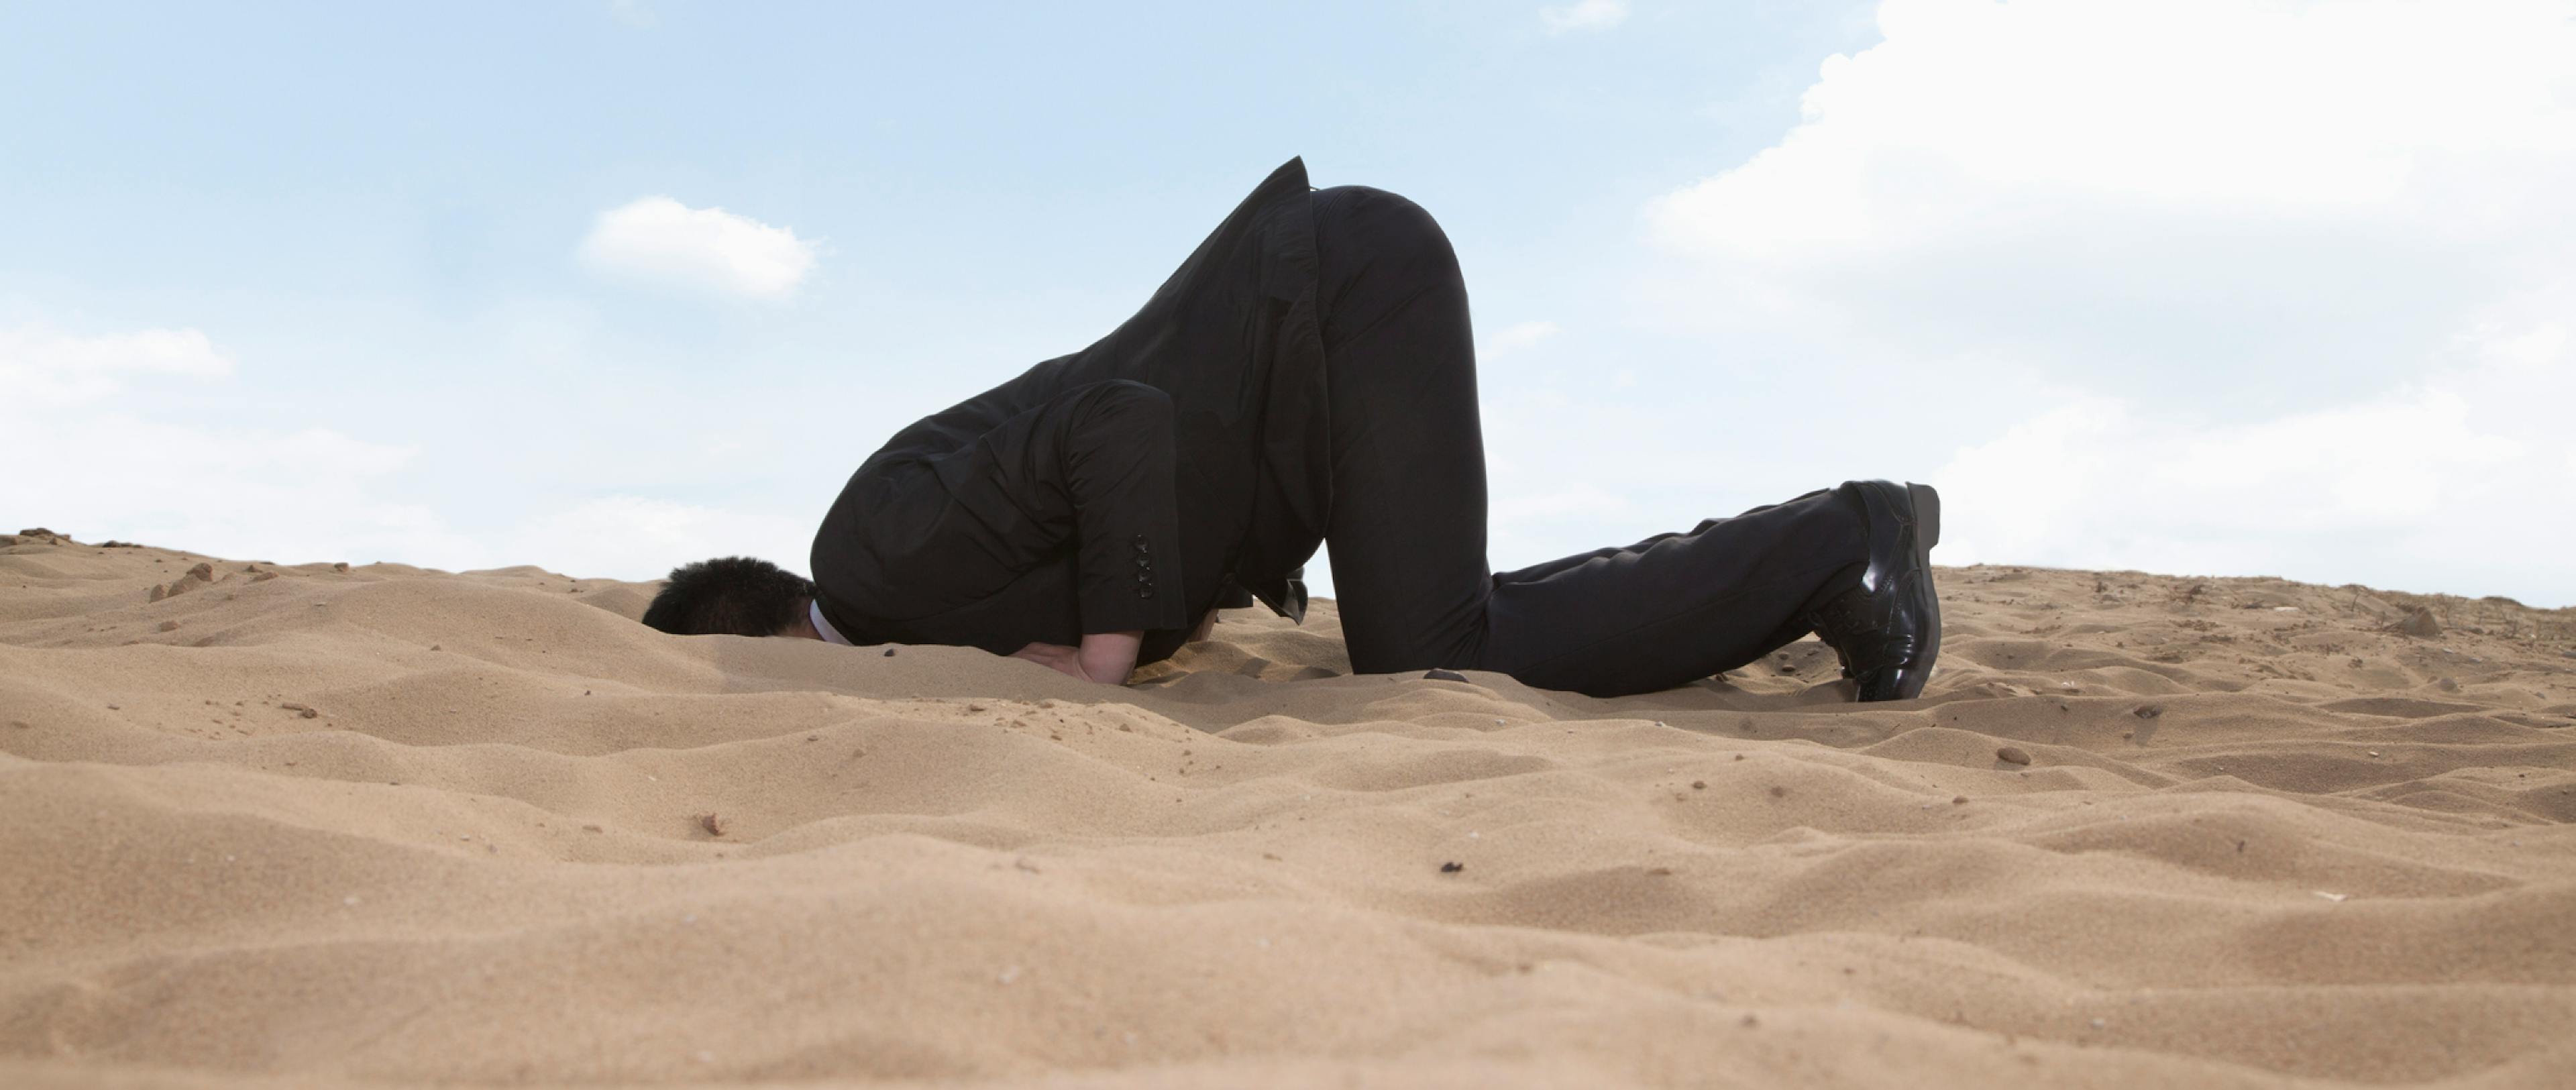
left=4, top=528, right=2573, bottom=1088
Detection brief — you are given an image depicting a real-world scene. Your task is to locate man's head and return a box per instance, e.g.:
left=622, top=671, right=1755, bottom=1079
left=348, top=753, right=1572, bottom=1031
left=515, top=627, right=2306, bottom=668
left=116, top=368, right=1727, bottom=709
left=641, top=556, right=814, bottom=637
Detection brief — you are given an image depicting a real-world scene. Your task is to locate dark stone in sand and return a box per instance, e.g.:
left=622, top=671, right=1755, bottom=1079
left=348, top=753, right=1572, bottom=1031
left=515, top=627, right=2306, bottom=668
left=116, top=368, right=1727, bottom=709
left=1996, top=746, right=2033, bottom=765
left=1422, top=668, right=1468, bottom=682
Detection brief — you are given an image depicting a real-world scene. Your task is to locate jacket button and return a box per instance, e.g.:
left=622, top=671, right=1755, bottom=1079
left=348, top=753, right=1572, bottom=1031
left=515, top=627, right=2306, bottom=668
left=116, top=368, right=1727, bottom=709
left=1136, top=586, right=1155, bottom=599
left=1134, top=556, right=1151, bottom=569
left=1135, top=570, right=1152, bottom=583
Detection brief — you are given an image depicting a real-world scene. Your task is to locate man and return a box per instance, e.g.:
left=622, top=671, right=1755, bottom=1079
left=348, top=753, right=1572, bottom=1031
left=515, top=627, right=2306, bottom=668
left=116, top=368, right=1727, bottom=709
left=643, top=158, right=1941, bottom=700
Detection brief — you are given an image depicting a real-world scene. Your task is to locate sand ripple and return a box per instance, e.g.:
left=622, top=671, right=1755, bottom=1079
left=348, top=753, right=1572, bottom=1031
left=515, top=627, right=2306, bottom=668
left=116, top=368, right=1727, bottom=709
left=5, top=532, right=2573, bottom=1087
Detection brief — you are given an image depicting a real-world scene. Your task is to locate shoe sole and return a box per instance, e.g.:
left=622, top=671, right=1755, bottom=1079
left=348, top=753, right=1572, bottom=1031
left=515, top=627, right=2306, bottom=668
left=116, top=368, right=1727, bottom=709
left=1909, top=482, right=1941, bottom=551
left=1900, top=482, right=1942, bottom=700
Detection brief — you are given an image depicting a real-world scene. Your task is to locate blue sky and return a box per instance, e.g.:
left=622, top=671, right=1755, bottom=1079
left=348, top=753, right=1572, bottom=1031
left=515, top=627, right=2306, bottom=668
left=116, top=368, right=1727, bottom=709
left=7, top=1, right=2573, bottom=608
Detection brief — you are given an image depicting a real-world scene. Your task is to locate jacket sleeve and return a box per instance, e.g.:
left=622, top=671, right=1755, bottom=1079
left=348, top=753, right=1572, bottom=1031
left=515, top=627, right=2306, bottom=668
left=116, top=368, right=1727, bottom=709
left=1046, top=380, right=1189, bottom=634
left=874, top=379, right=1190, bottom=635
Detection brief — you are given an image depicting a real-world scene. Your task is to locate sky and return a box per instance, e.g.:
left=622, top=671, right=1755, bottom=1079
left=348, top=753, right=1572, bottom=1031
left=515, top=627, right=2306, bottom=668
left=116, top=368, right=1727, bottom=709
left=5, top=0, right=2572, bottom=608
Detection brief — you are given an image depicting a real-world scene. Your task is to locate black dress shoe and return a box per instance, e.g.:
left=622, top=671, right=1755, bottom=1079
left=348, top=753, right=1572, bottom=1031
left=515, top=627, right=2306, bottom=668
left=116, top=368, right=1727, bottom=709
left=1807, top=480, right=1942, bottom=702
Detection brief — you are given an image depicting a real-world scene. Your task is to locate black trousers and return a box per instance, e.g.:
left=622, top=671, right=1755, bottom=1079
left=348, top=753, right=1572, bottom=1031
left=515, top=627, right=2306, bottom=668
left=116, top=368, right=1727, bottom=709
left=1309, top=185, right=1869, bottom=698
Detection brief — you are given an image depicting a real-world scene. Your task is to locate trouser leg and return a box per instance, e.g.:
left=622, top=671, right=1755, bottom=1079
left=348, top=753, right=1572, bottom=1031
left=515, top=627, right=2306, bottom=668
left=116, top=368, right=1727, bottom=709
left=1311, top=185, right=1495, bottom=672
left=1477, top=492, right=1866, bottom=696
left=1310, top=185, right=1868, bottom=696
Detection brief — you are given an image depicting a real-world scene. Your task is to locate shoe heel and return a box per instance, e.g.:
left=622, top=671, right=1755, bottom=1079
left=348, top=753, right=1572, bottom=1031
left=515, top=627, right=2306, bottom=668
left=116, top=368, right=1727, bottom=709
left=1909, top=482, right=1941, bottom=550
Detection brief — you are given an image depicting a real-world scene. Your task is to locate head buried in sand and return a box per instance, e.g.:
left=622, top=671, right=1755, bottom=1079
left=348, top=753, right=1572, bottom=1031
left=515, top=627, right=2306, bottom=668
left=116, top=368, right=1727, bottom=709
left=641, top=556, right=814, bottom=638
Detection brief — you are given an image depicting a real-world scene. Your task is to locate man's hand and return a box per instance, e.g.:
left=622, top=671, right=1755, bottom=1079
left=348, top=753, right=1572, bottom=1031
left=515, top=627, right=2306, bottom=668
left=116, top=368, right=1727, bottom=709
left=1009, top=641, right=1086, bottom=679
left=1010, top=629, right=1144, bottom=685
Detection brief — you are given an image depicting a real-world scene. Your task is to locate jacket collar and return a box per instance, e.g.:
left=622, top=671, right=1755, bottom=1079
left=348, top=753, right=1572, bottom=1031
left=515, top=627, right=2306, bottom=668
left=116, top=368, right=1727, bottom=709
left=808, top=598, right=854, bottom=645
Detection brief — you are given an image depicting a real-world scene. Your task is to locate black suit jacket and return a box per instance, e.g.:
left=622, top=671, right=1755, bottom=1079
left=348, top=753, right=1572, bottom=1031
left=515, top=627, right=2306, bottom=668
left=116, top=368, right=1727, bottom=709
left=810, top=157, right=1332, bottom=666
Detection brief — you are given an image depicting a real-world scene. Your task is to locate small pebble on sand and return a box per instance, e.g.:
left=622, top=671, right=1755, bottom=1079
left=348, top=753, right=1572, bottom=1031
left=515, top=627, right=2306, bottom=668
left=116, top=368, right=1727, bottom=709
left=1996, top=747, right=2033, bottom=765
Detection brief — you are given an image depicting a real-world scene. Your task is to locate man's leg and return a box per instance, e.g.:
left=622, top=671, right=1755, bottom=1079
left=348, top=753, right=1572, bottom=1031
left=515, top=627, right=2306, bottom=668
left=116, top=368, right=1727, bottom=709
left=1311, top=185, right=1495, bottom=672
left=1310, top=185, right=1872, bottom=696
left=1475, top=492, right=1867, bottom=696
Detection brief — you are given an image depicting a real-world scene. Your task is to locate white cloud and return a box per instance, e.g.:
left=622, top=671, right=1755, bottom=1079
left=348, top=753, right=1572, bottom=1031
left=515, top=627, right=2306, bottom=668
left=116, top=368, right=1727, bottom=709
left=1936, top=384, right=2536, bottom=576
left=0, top=321, right=461, bottom=565
left=0, top=398, right=458, bottom=567
left=0, top=317, right=810, bottom=582
left=1485, top=320, right=1561, bottom=353
left=1650, top=0, right=2575, bottom=260
left=578, top=197, right=817, bottom=298
left=1934, top=329, right=2575, bottom=604
left=513, top=496, right=815, bottom=582
left=1542, top=0, right=1629, bottom=34
left=1638, top=0, right=2576, bottom=604
left=9, top=406, right=814, bottom=580
left=0, top=323, right=235, bottom=407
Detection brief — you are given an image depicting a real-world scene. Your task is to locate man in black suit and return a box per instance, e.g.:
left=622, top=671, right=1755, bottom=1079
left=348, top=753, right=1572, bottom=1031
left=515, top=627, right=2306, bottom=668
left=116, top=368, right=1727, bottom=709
left=643, top=158, right=1941, bottom=700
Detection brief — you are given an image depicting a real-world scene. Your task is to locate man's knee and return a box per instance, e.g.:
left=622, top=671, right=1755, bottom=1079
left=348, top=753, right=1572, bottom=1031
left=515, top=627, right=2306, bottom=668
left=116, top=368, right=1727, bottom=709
left=1313, top=184, right=1456, bottom=268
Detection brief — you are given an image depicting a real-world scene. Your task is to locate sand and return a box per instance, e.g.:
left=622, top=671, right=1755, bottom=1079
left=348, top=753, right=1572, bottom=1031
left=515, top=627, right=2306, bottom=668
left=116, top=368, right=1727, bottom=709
left=3, top=527, right=2573, bottom=1089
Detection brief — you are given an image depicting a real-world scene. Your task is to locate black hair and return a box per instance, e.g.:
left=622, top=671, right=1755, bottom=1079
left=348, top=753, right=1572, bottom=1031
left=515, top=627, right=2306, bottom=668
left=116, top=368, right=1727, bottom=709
left=641, top=556, right=814, bottom=637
